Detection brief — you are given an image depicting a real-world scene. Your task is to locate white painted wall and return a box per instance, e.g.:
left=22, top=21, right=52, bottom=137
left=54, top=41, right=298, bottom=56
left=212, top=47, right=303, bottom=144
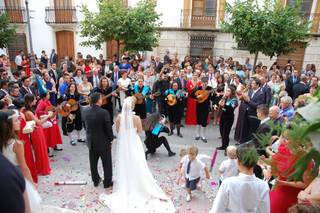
left=129, top=0, right=183, bottom=27
left=75, top=0, right=103, bottom=57
left=28, top=0, right=54, bottom=56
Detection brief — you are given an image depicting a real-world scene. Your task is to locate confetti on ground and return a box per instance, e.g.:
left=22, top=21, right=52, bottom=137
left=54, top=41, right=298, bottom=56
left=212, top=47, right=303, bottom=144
left=37, top=125, right=231, bottom=212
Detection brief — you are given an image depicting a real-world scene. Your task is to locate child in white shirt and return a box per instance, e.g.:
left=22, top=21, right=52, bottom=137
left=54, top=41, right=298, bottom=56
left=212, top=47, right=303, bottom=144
left=219, top=145, right=238, bottom=184
left=179, top=146, right=210, bottom=202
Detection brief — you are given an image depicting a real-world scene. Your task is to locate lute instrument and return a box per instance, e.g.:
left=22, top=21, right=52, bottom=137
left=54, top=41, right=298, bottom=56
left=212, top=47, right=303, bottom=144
left=195, top=88, right=216, bottom=103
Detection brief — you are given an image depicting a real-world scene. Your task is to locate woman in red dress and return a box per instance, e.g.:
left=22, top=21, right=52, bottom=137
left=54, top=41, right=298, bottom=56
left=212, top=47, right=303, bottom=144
left=269, top=136, right=315, bottom=213
left=185, top=73, right=200, bottom=125
left=35, top=92, right=63, bottom=156
left=24, top=94, right=51, bottom=176
left=14, top=99, right=38, bottom=183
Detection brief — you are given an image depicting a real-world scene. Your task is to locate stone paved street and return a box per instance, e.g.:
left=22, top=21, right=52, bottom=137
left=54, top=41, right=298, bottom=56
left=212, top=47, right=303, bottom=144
left=38, top=122, right=236, bottom=213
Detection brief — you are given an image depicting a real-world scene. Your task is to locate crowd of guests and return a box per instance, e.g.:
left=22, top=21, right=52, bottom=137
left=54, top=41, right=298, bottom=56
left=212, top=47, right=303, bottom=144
left=1, top=48, right=320, bottom=212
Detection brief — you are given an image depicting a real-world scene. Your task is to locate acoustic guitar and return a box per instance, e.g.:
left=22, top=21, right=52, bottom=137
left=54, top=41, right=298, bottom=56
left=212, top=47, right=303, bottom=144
left=101, top=88, right=119, bottom=105
left=195, top=89, right=216, bottom=103
left=134, top=91, right=161, bottom=105
left=59, top=98, right=88, bottom=117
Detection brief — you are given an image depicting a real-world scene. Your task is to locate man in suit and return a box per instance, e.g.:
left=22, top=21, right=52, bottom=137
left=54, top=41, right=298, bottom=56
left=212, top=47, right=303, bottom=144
left=0, top=79, right=9, bottom=100
left=259, top=76, right=272, bottom=106
left=154, top=56, right=163, bottom=73
left=285, top=70, right=300, bottom=98
left=242, top=78, right=265, bottom=141
left=82, top=92, right=114, bottom=188
left=292, top=74, right=309, bottom=101
left=174, top=70, right=187, bottom=90
left=89, top=68, right=101, bottom=89
left=251, top=104, right=271, bottom=153
left=19, top=77, right=36, bottom=98
left=48, top=63, right=59, bottom=85
left=49, top=49, right=58, bottom=65
left=102, top=57, right=114, bottom=76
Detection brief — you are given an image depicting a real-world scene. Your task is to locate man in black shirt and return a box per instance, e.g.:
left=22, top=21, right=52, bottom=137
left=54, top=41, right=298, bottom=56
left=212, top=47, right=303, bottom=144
left=0, top=153, right=27, bottom=213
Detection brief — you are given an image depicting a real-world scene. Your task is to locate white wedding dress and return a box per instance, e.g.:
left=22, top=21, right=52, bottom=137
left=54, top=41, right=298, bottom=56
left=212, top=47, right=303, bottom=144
left=99, top=98, right=175, bottom=213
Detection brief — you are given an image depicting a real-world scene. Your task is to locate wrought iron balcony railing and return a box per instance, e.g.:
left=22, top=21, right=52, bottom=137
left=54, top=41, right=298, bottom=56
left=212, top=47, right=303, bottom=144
left=0, top=6, right=27, bottom=23
left=45, top=7, right=77, bottom=24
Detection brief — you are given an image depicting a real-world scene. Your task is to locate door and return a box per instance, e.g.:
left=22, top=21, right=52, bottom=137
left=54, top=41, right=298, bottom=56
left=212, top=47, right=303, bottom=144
left=276, top=42, right=306, bottom=72
left=54, top=0, right=73, bottom=23
left=106, top=40, right=125, bottom=59
left=7, top=33, right=27, bottom=64
left=56, top=31, right=75, bottom=63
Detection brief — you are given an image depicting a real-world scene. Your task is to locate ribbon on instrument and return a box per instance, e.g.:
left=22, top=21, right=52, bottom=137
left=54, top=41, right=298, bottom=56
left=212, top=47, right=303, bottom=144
left=151, top=123, right=164, bottom=136
left=226, top=98, right=238, bottom=108
left=134, top=85, right=150, bottom=96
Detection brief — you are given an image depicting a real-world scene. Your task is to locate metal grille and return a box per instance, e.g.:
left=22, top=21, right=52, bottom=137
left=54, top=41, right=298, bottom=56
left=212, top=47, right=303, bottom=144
left=190, top=35, right=214, bottom=60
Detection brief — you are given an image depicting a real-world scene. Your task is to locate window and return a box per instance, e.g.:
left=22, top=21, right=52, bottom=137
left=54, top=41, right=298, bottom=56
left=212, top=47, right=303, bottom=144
left=287, top=0, right=313, bottom=18
left=190, top=35, right=214, bottom=60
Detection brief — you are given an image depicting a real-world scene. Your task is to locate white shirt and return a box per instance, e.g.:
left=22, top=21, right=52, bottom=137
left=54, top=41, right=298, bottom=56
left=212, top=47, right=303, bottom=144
left=210, top=173, right=270, bottom=213
left=260, top=117, right=270, bottom=125
left=219, top=159, right=238, bottom=181
left=180, top=155, right=205, bottom=181
left=118, top=78, right=131, bottom=89
left=15, top=55, right=22, bottom=66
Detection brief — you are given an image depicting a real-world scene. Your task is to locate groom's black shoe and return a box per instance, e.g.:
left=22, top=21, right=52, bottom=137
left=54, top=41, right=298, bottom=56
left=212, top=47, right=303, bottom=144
left=94, top=178, right=102, bottom=187
left=104, top=181, right=113, bottom=189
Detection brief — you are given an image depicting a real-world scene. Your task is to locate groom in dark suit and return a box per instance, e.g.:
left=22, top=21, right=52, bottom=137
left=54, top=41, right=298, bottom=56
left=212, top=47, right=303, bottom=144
left=242, top=78, right=265, bottom=142
left=82, top=92, right=114, bottom=188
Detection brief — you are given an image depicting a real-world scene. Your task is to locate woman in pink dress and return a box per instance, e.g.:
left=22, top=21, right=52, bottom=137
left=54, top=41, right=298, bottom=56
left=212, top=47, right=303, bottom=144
left=24, top=94, right=51, bottom=176
left=185, top=73, right=200, bottom=125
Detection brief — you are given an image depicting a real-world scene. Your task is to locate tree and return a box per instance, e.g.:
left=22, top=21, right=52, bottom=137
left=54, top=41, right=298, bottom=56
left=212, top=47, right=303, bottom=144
left=80, top=0, right=161, bottom=56
left=0, top=13, right=16, bottom=49
left=222, top=0, right=310, bottom=67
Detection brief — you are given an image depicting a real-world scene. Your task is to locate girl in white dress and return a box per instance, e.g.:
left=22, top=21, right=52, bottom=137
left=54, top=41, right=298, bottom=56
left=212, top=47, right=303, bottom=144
left=117, top=71, right=132, bottom=106
left=99, top=97, right=175, bottom=213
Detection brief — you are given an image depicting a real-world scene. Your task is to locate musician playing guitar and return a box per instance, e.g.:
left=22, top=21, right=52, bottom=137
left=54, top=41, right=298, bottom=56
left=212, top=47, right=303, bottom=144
left=62, top=83, right=84, bottom=146
left=164, top=82, right=185, bottom=137
left=94, top=77, right=116, bottom=124
left=133, top=78, right=150, bottom=119
left=191, top=77, right=215, bottom=143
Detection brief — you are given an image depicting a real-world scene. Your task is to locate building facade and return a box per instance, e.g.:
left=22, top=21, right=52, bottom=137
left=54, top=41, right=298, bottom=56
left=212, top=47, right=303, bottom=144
left=1, top=0, right=320, bottom=70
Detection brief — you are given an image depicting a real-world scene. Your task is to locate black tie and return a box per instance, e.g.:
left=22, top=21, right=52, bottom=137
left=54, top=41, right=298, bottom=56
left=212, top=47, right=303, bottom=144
left=187, top=160, right=191, bottom=174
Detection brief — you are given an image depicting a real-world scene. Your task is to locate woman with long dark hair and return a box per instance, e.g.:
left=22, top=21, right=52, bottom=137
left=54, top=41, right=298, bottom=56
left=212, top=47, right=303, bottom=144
left=94, top=77, right=115, bottom=124
left=217, top=85, right=238, bottom=150
left=0, top=110, right=34, bottom=183
left=13, top=99, right=38, bottom=183
left=24, top=94, right=51, bottom=175
left=63, top=82, right=84, bottom=145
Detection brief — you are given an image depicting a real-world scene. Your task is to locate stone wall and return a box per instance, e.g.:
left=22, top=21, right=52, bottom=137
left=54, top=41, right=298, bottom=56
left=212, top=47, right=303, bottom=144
left=213, top=33, right=276, bottom=67
left=303, top=37, right=320, bottom=72
left=148, top=28, right=319, bottom=70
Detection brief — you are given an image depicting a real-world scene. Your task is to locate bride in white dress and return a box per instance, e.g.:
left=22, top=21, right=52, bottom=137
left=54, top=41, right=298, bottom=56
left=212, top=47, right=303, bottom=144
left=99, top=97, right=175, bottom=213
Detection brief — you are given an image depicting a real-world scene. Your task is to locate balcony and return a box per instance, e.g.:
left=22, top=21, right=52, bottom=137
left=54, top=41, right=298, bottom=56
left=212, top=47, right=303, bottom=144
left=180, top=8, right=219, bottom=29
left=45, top=7, right=77, bottom=24
left=0, top=6, right=27, bottom=24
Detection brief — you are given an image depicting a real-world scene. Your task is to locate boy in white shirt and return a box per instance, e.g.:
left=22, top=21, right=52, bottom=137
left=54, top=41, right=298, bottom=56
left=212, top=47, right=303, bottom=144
left=210, top=144, right=270, bottom=213
left=219, top=145, right=238, bottom=184
left=180, top=146, right=210, bottom=202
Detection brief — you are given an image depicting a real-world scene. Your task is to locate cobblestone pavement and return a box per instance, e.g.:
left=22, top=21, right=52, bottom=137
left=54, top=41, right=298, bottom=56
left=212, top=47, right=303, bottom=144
left=38, top=121, right=236, bottom=213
